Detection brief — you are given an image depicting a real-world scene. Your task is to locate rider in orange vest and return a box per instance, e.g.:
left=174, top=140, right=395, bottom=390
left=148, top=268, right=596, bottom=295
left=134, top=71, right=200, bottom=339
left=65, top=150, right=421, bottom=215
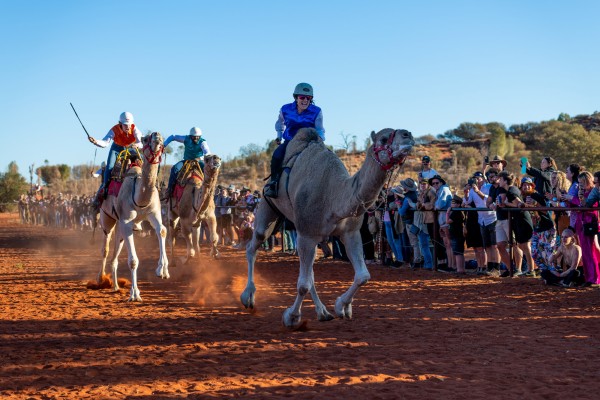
left=88, top=112, right=143, bottom=201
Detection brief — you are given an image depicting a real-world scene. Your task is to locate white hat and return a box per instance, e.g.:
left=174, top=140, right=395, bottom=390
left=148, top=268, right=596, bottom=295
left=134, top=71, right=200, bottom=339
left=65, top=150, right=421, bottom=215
left=189, top=127, right=202, bottom=137
left=119, top=112, right=134, bottom=125
left=228, top=184, right=235, bottom=191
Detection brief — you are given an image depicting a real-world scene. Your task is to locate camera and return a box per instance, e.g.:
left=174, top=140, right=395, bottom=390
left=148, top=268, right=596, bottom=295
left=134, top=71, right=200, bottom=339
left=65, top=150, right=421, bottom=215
left=467, top=178, right=476, bottom=186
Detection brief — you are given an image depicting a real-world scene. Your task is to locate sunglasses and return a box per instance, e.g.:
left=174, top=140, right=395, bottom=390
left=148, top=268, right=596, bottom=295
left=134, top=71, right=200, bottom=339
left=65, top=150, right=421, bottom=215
left=297, top=95, right=313, bottom=101
left=431, top=181, right=441, bottom=185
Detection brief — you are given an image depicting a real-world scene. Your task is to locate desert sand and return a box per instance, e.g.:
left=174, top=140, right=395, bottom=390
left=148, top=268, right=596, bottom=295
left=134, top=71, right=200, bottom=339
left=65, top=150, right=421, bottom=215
left=1, top=212, right=599, bottom=399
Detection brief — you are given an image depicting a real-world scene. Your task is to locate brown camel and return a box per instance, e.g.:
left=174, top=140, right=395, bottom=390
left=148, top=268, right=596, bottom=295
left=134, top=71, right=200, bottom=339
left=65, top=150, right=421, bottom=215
left=167, top=154, right=222, bottom=265
left=240, top=128, right=414, bottom=328
left=97, top=132, right=168, bottom=302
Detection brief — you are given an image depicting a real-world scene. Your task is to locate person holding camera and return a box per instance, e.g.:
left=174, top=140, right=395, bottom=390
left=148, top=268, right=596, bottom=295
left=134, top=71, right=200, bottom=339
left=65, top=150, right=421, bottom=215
left=264, top=82, right=325, bottom=198
left=467, top=171, right=502, bottom=276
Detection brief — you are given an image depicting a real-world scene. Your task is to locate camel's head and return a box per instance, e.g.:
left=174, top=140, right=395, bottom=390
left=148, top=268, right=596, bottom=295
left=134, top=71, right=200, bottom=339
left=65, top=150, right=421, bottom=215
left=142, top=132, right=164, bottom=165
left=370, top=129, right=414, bottom=170
left=204, top=154, right=222, bottom=175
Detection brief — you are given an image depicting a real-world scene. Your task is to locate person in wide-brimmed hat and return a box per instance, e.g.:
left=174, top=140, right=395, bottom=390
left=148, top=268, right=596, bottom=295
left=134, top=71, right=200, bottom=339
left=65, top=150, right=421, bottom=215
left=489, top=155, right=507, bottom=169
left=428, top=174, right=447, bottom=187
left=400, top=177, right=418, bottom=192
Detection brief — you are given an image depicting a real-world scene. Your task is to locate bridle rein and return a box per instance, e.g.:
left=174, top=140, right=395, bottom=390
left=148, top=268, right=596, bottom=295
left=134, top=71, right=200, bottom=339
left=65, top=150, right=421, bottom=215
left=142, top=134, right=164, bottom=165
left=371, top=129, right=404, bottom=171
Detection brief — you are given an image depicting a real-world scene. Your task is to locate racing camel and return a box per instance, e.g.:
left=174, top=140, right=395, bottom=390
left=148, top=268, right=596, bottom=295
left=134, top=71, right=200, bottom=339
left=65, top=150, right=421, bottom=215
left=167, top=154, right=222, bottom=265
left=97, top=131, right=168, bottom=301
left=240, top=127, right=414, bottom=328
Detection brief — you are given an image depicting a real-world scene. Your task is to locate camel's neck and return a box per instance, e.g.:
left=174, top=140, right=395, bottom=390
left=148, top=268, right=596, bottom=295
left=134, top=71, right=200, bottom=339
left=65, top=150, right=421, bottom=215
left=196, top=169, right=220, bottom=215
left=339, top=150, right=389, bottom=217
left=135, top=162, right=159, bottom=206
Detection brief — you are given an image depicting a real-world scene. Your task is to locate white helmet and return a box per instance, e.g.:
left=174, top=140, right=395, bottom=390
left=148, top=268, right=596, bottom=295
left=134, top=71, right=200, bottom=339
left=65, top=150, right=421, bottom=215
left=189, top=127, right=202, bottom=137
left=119, top=112, right=134, bottom=125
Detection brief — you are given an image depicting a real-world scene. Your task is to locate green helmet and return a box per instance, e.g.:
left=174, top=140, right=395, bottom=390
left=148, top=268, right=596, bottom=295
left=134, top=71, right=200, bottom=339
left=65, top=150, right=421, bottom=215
left=293, top=82, right=313, bottom=97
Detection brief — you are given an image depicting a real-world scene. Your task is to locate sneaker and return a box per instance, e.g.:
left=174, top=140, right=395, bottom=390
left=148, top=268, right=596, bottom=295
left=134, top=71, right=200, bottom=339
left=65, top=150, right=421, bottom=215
left=476, top=267, right=486, bottom=276
left=485, top=268, right=500, bottom=277
left=524, top=270, right=538, bottom=277
left=499, top=269, right=511, bottom=278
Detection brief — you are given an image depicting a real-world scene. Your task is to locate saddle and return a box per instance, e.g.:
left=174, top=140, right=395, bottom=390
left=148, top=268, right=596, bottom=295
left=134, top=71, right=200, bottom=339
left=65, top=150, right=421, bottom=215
left=107, top=149, right=143, bottom=198
left=172, top=159, right=204, bottom=204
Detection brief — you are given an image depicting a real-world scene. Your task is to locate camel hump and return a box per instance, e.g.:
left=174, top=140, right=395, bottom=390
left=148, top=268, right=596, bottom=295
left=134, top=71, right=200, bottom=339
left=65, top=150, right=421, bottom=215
left=293, top=127, right=320, bottom=143
left=283, top=128, right=323, bottom=166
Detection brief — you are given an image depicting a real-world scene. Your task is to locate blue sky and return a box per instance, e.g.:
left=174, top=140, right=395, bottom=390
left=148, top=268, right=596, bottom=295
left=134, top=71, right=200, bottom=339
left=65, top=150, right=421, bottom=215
left=1, top=0, right=598, bottom=176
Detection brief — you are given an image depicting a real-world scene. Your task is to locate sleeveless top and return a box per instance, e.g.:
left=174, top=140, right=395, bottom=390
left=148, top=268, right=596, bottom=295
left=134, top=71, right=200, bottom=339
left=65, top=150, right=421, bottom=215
left=281, top=102, right=321, bottom=141
left=183, top=136, right=207, bottom=160
left=111, top=124, right=137, bottom=147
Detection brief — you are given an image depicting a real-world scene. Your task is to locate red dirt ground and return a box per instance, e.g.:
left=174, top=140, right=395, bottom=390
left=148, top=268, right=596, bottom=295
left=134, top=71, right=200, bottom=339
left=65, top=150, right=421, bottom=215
left=1, top=212, right=600, bottom=399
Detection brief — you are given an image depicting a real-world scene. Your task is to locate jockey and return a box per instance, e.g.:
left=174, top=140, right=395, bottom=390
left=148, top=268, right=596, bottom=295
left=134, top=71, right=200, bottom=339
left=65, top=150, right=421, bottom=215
left=163, top=127, right=211, bottom=199
left=88, top=112, right=143, bottom=200
left=264, top=82, right=325, bottom=198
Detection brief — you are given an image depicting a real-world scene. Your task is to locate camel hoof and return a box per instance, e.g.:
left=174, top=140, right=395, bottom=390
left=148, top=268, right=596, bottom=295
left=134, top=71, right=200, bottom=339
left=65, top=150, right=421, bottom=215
left=128, top=295, right=143, bottom=302
left=317, top=310, right=335, bottom=322
left=282, top=307, right=302, bottom=329
left=240, top=285, right=256, bottom=309
left=212, top=251, right=221, bottom=259
left=335, top=297, right=353, bottom=320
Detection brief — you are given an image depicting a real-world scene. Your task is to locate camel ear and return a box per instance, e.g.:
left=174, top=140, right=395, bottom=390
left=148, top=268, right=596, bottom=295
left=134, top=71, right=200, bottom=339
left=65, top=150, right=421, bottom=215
left=370, top=130, right=376, bottom=142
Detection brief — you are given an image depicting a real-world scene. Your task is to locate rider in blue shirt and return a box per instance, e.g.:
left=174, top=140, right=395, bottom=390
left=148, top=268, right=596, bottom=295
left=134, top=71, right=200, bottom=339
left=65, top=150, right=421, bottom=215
left=264, top=82, right=325, bottom=198
left=163, top=127, right=211, bottom=199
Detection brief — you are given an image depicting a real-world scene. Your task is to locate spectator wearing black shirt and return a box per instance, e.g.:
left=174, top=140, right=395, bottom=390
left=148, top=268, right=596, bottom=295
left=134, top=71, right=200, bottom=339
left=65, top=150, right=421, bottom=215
left=521, top=177, right=556, bottom=270
left=523, top=156, right=557, bottom=198
left=497, top=171, right=537, bottom=277
left=447, top=195, right=466, bottom=274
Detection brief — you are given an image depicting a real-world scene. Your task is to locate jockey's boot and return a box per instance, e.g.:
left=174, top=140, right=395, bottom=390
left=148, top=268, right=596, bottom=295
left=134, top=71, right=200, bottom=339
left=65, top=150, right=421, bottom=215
left=92, top=186, right=105, bottom=211
left=263, top=173, right=280, bottom=198
left=161, top=184, right=173, bottom=202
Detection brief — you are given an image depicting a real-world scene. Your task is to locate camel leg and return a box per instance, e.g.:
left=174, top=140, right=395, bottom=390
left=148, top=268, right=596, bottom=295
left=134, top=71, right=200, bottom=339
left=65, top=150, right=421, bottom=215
left=334, top=230, right=371, bottom=320
left=98, top=214, right=116, bottom=283
left=192, top=223, right=201, bottom=257
left=168, top=215, right=179, bottom=267
left=147, top=212, right=169, bottom=279
left=180, top=219, right=195, bottom=264
left=282, top=235, right=318, bottom=328
left=109, top=229, right=126, bottom=291
left=120, top=222, right=142, bottom=302
left=240, top=201, right=278, bottom=310
left=205, top=214, right=220, bottom=259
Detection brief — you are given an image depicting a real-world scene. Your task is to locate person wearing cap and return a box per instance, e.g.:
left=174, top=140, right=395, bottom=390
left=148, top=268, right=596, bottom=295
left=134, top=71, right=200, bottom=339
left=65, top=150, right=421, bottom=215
left=430, top=174, right=454, bottom=271
left=264, top=82, right=325, bottom=198
left=540, top=228, right=583, bottom=287
left=418, top=156, right=438, bottom=182
left=497, top=171, right=537, bottom=277
left=466, top=170, right=502, bottom=276
left=163, top=127, right=211, bottom=200
left=88, top=111, right=143, bottom=199
left=521, top=176, right=556, bottom=272
left=399, top=178, right=422, bottom=267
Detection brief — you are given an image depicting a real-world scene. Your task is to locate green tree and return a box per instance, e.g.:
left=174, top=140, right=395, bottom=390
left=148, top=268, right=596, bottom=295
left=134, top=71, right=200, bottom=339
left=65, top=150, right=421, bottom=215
left=0, top=162, right=29, bottom=211
left=536, top=121, right=600, bottom=171
left=488, top=126, right=506, bottom=157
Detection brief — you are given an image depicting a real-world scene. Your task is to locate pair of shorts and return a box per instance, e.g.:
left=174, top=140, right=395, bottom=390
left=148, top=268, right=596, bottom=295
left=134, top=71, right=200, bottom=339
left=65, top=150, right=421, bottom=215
left=514, top=220, right=534, bottom=244
left=496, top=219, right=510, bottom=243
left=480, top=221, right=497, bottom=248
left=450, top=237, right=465, bottom=255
